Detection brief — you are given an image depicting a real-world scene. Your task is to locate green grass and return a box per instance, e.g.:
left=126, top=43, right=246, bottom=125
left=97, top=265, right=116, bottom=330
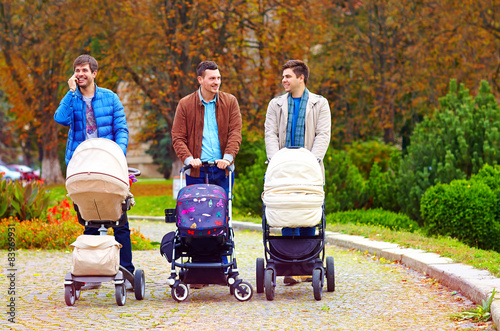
left=46, top=180, right=500, bottom=278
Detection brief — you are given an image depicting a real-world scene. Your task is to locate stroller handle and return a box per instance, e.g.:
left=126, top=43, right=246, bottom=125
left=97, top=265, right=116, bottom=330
left=180, top=161, right=232, bottom=173
left=128, top=167, right=141, bottom=177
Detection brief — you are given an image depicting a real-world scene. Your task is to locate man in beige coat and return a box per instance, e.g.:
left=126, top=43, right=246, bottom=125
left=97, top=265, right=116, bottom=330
left=264, top=59, right=331, bottom=284
left=265, top=60, right=331, bottom=168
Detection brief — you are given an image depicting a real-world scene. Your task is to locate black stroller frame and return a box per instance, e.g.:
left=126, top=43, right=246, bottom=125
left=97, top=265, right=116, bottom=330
left=64, top=167, right=146, bottom=306
left=164, top=162, right=253, bottom=302
left=256, top=204, right=335, bottom=301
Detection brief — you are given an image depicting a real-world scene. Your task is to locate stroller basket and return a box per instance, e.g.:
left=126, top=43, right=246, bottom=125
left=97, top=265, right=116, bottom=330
left=269, top=238, right=322, bottom=261
left=176, top=183, right=228, bottom=237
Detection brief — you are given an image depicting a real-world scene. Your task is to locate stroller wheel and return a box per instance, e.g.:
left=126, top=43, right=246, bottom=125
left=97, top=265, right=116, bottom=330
left=326, top=256, right=335, bottom=292
left=312, top=268, right=322, bottom=301
left=256, top=258, right=265, bottom=293
left=264, top=269, right=275, bottom=301
left=233, top=281, right=253, bottom=302
left=172, top=282, right=189, bottom=302
left=64, top=284, right=76, bottom=306
left=74, top=282, right=82, bottom=300
left=134, top=269, right=146, bottom=300
left=115, top=283, right=127, bottom=306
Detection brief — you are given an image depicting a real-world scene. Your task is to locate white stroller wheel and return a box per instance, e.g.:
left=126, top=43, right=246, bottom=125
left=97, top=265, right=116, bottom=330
left=234, top=281, right=253, bottom=302
left=115, top=283, right=127, bottom=306
left=172, top=283, right=189, bottom=302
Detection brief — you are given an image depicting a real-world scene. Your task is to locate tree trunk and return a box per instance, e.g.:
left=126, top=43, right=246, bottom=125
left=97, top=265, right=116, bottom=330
left=41, top=129, right=64, bottom=185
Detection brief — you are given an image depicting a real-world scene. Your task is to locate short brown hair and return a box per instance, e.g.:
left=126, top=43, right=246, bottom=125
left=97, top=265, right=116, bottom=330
left=73, top=54, right=98, bottom=73
left=197, top=61, right=218, bottom=77
left=282, top=60, right=309, bottom=84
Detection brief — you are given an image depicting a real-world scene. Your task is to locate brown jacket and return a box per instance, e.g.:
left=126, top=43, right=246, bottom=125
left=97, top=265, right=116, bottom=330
left=171, top=90, right=242, bottom=177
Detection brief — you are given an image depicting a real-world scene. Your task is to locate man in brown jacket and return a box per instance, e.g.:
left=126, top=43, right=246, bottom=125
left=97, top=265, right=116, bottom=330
left=171, top=60, right=242, bottom=195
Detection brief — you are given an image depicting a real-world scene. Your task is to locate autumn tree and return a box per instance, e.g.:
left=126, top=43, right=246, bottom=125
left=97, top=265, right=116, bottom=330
left=0, top=1, right=93, bottom=184
left=312, top=0, right=500, bottom=148
left=89, top=0, right=329, bottom=177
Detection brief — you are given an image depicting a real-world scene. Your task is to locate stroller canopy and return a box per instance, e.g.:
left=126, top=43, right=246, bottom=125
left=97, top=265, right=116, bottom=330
left=66, top=138, right=129, bottom=221
left=262, top=147, right=324, bottom=228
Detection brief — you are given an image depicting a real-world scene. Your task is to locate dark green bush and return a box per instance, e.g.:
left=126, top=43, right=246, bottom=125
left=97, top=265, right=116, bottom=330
left=471, top=164, right=500, bottom=224
left=345, top=140, right=400, bottom=179
left=233, top=146, right=267, bottom=216
left=397, top=79, right=500, bottom=224
left=364, top=151, right=401, bottom=212
left=421, top=179, right=500, bottom=251
left=324, top=148, right=367, bottom=214
left=326, top=208, right=418, bottom=232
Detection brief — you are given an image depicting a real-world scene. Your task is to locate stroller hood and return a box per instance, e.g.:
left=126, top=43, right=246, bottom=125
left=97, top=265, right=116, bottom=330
left=262, top=148, right=324, bottom=228
left=66, top=138, right=129, bottom=221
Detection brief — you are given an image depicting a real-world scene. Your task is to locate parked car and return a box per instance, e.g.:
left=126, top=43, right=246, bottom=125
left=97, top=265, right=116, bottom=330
left=7, top=164, right=41, bottom=182
left=0, top=165, right=22, bottom=181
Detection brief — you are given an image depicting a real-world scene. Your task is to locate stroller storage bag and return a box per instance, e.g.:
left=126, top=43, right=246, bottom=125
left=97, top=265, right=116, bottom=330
left=70, top=235, right=122, bottom=276
left=262, top=148, right=324, bottom=228
left=66, top=138, right=130, bottom=222
left=176, top=184, right=228, bottom=237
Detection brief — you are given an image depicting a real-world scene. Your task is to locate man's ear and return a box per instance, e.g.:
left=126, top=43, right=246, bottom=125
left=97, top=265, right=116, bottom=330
left=197, top=76, right=203, bottom=84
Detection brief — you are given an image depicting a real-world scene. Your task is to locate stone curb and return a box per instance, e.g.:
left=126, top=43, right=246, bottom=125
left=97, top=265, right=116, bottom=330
left=129, top=216, right=499, bottom=329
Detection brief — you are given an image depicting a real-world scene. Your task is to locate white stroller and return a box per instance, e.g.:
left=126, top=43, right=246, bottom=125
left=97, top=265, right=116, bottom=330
left=257, top=147, right=335, bottom=301
left=63, top=138, right=145, bottom=306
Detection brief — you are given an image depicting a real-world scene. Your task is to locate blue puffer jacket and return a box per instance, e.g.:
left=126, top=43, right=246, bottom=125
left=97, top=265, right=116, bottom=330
left=54, top=84, right=129, bottom=165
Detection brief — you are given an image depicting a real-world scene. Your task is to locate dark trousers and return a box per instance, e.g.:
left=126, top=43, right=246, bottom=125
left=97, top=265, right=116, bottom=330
left=84, top=218, right=135, bottom=274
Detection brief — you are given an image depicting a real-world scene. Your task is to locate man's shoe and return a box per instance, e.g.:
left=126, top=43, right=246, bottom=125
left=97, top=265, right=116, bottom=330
left=300, top=276, right=312, bottom=282
left=125, top=279, right=133, bottom=291
left=81, top=282, right=101, bottom=290
left=283, top=276, right=299, bottom=285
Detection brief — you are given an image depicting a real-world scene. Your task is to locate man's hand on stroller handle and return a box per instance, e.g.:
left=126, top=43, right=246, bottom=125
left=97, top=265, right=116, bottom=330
left=215, top=159, right=230, bottom=169
left=188, top=158, right=203, bottom=168
left=182, top=160, right=230, bottom=171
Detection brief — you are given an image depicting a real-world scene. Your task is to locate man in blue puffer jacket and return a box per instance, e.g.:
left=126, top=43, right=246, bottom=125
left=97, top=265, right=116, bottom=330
left=54, top=54, right=134, bottom=290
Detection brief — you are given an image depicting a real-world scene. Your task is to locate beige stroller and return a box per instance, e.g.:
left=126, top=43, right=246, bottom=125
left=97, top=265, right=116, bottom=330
left=257, top=147, right=335, bottom=301
left=63, top=138, right=145, bottom=306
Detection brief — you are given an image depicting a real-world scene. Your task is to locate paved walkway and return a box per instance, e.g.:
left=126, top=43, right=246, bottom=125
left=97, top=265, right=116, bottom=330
left=0, top=219, right=496, bottom=330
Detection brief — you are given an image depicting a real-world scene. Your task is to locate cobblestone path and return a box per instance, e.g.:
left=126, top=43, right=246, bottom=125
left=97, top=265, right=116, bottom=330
left=0, top=220, right=495, bottom=330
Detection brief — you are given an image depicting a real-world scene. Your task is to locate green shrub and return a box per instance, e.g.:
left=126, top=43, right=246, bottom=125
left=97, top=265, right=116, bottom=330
left=326, top=208, right=418, bottom=232
left=471, top=164, right=500, bottom=221
left=324, top=148, right=367, bottom=214
left=345, top=140, right=400, bottom=179
left=233, top=146, right=267, bottom=216
left=397, top=79, right=500, bottom=224
left=421, top=180, right=500, bottom=251
left=0, top=174, right=50, bottom=221
left=364, top=151, right=401, bottom=212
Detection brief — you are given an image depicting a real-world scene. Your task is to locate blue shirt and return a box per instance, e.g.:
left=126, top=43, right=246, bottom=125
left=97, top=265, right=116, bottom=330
left=199, top=89, right=222, bottom=162
left=290, top=96, right=301, bottom=146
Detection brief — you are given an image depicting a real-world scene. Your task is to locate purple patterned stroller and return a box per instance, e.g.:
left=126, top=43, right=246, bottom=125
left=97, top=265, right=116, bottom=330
left=162, top=162, right=253, bottom=302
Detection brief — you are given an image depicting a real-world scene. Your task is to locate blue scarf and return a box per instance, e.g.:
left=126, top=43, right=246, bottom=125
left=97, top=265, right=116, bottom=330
left=285, top=88, right=309, bottom=147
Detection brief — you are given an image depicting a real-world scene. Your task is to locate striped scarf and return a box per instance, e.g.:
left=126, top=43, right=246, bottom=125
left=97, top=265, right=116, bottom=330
left=285, top=88, right=309, bottom=147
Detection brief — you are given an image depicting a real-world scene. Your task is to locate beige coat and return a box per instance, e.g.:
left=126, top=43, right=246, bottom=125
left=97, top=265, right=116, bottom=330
left=264, top=91, right=331, bottom=175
